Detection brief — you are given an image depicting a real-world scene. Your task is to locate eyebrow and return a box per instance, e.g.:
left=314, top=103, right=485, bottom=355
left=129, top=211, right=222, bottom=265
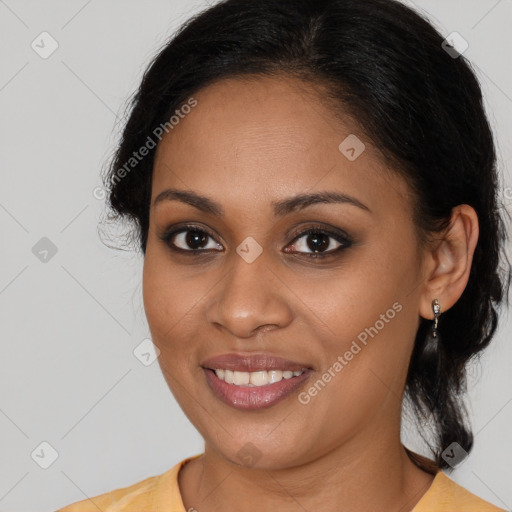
left=152, top=188, right=371, bottom=216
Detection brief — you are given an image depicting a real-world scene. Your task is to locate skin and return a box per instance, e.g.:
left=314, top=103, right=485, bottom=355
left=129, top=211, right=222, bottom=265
left=142, top=75, right=479, bottom=512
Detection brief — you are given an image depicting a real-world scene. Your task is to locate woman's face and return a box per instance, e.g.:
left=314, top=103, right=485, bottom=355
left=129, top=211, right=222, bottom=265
left=143, top=75, right=428, bottom=469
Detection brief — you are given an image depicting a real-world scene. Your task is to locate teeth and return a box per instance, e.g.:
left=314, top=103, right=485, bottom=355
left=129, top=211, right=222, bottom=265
left=213, top=368, right=305, bottom=386
left=233, top=371, right=250, bottom=385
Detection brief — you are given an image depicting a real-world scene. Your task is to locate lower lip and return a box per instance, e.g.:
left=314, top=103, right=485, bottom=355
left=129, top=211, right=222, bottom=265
left=203, top=368, right=312, bottom=410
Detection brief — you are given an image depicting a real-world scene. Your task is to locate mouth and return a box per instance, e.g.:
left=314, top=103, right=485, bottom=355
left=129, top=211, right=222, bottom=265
left=201, top=353, right=313, bottom=410
left=210, top=368, right=306, bottom=386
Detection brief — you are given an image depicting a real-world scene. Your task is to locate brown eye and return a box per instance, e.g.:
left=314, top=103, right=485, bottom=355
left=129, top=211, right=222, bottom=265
left=163, top=227, right=223, bottom=252
left=304, top=232, right=331, bottom=252
left=285, top=227, right=352, bottom=258
left=183, top=230, right=209, bottom=249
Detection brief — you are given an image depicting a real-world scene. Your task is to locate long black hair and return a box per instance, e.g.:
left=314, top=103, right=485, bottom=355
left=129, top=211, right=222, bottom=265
left=102, top=0, right=511, bottom=471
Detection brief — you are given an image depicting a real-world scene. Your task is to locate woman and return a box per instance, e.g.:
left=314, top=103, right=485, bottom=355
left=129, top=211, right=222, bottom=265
left=58, top=0, right=510, bottom=510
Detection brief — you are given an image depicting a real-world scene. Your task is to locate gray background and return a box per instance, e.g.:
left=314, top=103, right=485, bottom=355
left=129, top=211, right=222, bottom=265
left=0, top=1, right=511, bottom=511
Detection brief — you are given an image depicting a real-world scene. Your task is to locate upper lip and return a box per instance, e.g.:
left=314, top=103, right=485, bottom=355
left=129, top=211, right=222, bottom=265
left=201, top=353, right=313, bottom=372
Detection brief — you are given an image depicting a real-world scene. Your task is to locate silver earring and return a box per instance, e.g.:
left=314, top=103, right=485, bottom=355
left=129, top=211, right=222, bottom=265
left=432, top=299, right=440, bottom=338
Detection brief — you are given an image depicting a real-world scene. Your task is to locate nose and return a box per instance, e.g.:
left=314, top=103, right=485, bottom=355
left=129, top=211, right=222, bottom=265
left=206, top=252, right=293, bottom=339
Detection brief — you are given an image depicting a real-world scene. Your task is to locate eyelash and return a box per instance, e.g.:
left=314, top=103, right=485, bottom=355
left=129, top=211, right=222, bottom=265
left=159, top=223, right=353, bottom=259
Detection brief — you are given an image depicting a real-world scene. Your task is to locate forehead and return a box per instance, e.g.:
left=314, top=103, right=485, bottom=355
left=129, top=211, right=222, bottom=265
left=151, top=75, right=411, bottom=217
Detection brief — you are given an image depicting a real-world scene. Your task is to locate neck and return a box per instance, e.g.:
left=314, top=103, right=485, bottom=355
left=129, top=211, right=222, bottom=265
left=179, top=417, right=436, bottom=512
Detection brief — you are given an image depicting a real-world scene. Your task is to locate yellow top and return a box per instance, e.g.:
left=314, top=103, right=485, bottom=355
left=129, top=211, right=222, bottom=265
left=56, top=454, right=506, bottom=512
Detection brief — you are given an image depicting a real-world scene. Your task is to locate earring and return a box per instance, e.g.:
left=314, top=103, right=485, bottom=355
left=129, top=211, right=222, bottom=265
left=431, top=299, right=440, bottom=338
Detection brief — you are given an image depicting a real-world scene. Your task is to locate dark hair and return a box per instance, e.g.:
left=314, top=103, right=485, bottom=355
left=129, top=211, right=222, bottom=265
left=103, top=0, right=511, bottom=471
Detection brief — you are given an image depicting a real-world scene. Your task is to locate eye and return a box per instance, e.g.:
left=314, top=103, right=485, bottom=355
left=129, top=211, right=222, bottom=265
left=160, top=225, right=223, bottom=253
left=284, top=226, right=352, bottom=258
left=159, top=223, right=352, bottom=259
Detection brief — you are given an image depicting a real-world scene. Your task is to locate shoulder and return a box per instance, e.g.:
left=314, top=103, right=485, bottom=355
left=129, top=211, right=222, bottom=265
left=56, top=473, right=158, bottom=512
left=413, top=471, right=507, bottom=512
left=56, top=455, right=202, bottom=512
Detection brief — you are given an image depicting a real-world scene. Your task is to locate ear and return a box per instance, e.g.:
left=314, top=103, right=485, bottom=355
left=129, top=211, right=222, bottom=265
left=419, top=204, right=479, bottom=320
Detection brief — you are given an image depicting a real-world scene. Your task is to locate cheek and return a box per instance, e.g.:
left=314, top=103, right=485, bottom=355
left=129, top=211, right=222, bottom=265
left=297, top=233, right=420, bottom=392
left=296, top=286, right=416, bottom=445
left=298, top=244, right=417, bottom=344
left=142, top=243, right=197, bottom=355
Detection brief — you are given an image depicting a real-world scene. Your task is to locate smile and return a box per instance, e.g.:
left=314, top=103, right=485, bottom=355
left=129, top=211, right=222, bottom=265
left=213, top=368, right=306, bottom=386
left=203, top=367, right=312, bottom=410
